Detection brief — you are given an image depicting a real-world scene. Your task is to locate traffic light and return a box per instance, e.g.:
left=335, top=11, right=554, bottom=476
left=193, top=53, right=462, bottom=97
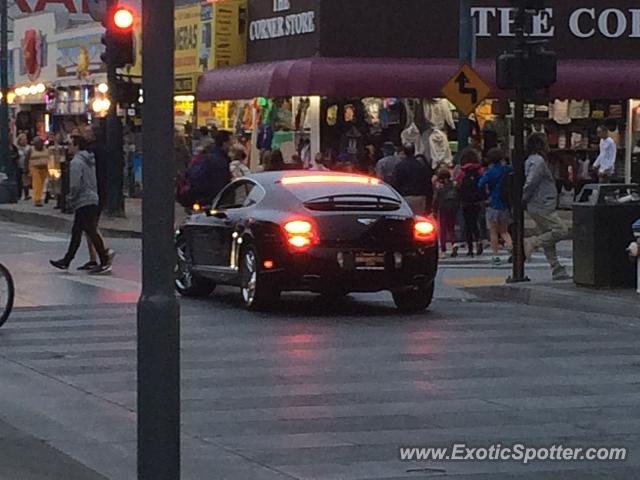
left=101, top=6, right=135, bottom=69
left=497, top=44, right=557, bottom=90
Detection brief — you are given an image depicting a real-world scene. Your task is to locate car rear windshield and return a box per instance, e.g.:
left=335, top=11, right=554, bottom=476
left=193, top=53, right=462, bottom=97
left=283, top=184, right=403, bottom=212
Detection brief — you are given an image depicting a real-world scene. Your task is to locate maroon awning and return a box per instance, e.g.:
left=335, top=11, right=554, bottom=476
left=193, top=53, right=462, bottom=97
left=197, top=57, right=640, bottom=101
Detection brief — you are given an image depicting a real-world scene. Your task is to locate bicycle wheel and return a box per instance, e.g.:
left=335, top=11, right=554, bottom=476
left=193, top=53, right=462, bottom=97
left=0, top=263, right=15, bottom=328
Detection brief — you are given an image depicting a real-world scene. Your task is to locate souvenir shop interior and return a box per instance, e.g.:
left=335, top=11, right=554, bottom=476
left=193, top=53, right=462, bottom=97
left=197, top=92, right=639, bottom=194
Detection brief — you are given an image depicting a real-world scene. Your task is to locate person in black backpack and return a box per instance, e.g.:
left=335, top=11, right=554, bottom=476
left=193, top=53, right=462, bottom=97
left=456, top=148, right=485, bottom=257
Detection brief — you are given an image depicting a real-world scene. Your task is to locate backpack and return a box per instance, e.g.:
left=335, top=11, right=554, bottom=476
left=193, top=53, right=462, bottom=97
left=439, top=182, right=459, bottom=211
left=500, top=170, right=514, bottom=209
left=175, top=153, right=207, bottom=208
left=459, top=168, right=484, bottom=205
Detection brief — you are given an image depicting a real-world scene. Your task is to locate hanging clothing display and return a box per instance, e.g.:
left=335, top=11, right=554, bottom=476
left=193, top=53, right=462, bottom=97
left=553, top=100, right=571, bottom=125
left=423, top=99, right=455, bottom=131
left=295, top=97, right=311, bottom=131
left=428, top=129, right=453, bottom=168
left=569, top=100, right=590, bottom=119
left=400, top=123, right=426, bottom=155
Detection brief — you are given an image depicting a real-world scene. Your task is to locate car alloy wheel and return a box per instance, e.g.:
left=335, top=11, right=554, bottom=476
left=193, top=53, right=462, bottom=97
left=176, top=239, right=194, bottom=292
left=175, top=237, right=216, bottom=297
left=241, top=249, right=258, bottom=306
left=240, top=246, right=279, bottom=311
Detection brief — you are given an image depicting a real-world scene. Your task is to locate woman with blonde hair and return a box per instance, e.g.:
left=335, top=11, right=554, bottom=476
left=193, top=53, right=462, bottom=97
left=29, top=137, right=49, bottom=207
left=15, top=133, right=31, bottom=200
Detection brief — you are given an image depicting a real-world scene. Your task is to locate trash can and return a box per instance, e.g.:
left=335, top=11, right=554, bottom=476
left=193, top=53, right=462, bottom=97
left=573, top=184, right=640, bottom=288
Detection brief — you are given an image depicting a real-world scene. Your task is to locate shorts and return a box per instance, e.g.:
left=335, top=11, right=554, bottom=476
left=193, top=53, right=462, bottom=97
left=486, top=207, right=512, bottom=224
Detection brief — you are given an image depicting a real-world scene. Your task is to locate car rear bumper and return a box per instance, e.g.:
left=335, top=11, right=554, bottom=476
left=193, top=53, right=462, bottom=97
left=261, top=246, right=438, bottom=293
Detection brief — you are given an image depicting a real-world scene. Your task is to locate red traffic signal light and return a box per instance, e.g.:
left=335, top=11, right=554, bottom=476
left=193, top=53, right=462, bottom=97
left=113, top=7, right=134, bottom=30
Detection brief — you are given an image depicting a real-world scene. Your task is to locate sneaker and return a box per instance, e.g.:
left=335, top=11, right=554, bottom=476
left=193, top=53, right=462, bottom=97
left=552, top=266, right=571, bottom=281
left=451, top=245, right=459, bottom=258
left=50, top=259, right=69, bottom=271
left=89, top=264, right=112, bottom=275
left=476, top=243, right=484, bottom=256
left=492, top=256, right=502, bottom=266
left=466, top=250, right=474, bottom=257
left=77, top=261, right=98, bottom=271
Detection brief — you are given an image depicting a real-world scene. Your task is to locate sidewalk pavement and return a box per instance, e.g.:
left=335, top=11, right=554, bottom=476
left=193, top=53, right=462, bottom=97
left=0, top=198, right=184, bottom=239
left=437, top=241, right=638, bottom=317
left=0, top=417, right=107, bottom=480
left=0, top=198, right=573, bottom=239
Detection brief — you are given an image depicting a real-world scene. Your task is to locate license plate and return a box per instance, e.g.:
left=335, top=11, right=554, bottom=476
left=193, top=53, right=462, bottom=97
left=355, top=252, right=385, bottom=270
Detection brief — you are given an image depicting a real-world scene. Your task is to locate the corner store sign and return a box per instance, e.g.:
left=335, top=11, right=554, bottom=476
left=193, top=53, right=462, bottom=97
left=249, top=0, right=316, bottom=41
left=472, top=7, right=640, bottom=39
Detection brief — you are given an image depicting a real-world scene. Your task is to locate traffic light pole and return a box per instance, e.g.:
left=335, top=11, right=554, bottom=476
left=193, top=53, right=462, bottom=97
left=0, top=0, right=17, bottom=204
left=457, top=0, right=473, bottom=152
left=137, top=0, right=181, bottom=478
left=106, top=61, right=125, bottom=216
left=509, top=6, right=529, bottom=283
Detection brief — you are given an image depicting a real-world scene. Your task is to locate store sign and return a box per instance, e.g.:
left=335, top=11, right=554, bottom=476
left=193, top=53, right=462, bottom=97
left=175, top=76, right=195, bottom=94
left=247, top=0, right=319, bottom=62
left=174, top=5, right=201, bottom=76
left=11, top=0, right=88, bottom=14
left=466, top=1, right=640, bottom=59
left=248, top=1, right=316, bottom=42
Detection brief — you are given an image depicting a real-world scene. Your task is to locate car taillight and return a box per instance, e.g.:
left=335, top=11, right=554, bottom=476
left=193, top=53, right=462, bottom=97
left=284, top=220, right=317, bottom=250
left=414, top=217, right=437, bottom=243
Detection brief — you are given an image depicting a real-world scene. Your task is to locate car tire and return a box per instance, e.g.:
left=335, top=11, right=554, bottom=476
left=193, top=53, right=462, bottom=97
left=175, top=237, right=216, bottom=298
left=392, top=282, right=434, bottom=313
left=240, top=246, right=280, bottom=311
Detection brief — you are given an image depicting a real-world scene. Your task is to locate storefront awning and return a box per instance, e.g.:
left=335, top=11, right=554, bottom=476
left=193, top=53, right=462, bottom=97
left=197, top=57, right=640, bottom=101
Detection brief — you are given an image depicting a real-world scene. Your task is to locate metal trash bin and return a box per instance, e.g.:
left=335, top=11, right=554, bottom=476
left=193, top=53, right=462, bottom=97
left=573, top=184, right=640, bottom=288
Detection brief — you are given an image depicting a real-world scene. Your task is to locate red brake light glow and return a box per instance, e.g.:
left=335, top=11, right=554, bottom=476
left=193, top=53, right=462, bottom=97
left=283, top=220, right=316, bottom=250
left=414, top=217, right=437, bottom=243
left=281, top=175, right=380, bottom=186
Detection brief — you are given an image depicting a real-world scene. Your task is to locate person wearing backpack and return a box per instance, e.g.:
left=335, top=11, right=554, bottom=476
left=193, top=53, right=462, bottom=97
left=478, top=148, right=513, bottom=265
left=434, top=168, right=459, bottom=257
left=455, top=148, right=485, bottom=257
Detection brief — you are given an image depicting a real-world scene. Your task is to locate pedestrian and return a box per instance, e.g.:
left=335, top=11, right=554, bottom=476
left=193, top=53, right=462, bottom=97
left=478, top=148, right=513, bottom=265
left=593, top=125, right=617, bottom=183
left=415, top=154, right=434, bottom=214
left=50, top=135, right=115, bottom=275
left=229, top=145, right=250, bottom=179
left=5, top=131, right=20, bottom=184
left=76, top=125, right=108, bottom=271
left=174, top=131, right=191, bottom=179
left=375, top=142, right=401, bottom=184
left=433, top=167, right=459, bottom=257
left=15, top=133, right=31, bottom=200
left=455, top=148, right=485, bottom=257
left=391, top=144, right=431, bottom=215
left=29, top=137, right=49, bottom=207
left=188, top=130, right=232, bottom=205
left=523, top=133, right=572, bottom=281
left=263, top=149, right=286, bottom=172
left=309, top=152, right=330, bottom=171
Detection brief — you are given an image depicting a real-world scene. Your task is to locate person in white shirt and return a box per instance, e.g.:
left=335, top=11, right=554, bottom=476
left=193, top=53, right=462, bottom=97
left=593, top=125, right=617, bottom=183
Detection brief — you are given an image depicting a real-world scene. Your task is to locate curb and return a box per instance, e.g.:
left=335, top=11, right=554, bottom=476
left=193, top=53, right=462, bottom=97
left=0, top=207, right=141, bottom=239
left=465, top=284, right=638, bottom=317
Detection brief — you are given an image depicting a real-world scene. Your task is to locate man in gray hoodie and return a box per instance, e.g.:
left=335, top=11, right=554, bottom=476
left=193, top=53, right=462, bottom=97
left=50, top=135, right=114, bottom=275
left=522, top=133, right=571, bottom=281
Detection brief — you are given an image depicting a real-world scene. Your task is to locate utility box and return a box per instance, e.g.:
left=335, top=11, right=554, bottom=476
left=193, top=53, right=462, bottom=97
left=573, top=184, right=640, bottom=288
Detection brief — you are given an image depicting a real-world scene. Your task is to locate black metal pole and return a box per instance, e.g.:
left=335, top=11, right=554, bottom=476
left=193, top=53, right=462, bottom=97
left=509, top=5, right=528, bottom=283
left=457, top=0, right=472, bottom=153
left=137, top=0, right=180, bottom=476
left=0, top=0, right=17, bottom=204
left=106, top=60, right=125, bottom=216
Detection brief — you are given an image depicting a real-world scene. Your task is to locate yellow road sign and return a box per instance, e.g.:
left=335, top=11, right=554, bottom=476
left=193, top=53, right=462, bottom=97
left=441, top=64, right=491, bottom=117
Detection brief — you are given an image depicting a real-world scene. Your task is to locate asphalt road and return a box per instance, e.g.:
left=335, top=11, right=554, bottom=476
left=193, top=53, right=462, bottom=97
left=0, top=220, right=638, bottom=479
